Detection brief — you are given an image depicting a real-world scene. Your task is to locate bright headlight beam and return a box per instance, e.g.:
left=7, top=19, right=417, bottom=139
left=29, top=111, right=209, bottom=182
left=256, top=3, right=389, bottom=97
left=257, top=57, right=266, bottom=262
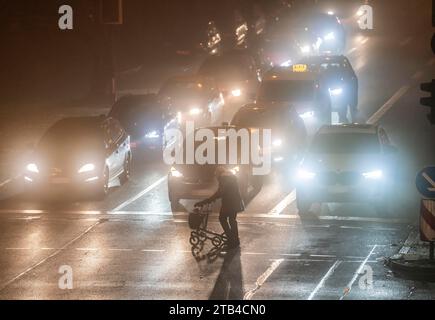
left=324, top=32, right=335, bottom=41
left=297, top=169, right=316, bottom=180
left=329, top=88, right=343, bottom=96
left=231, top=89, right=242, bottom=97
left=273, top=139, right=283, bottom=147
left=170, top=167, right=183, bottom=178
left=145, top=131, right=160, bottom=139
left=301, top=45, right=311, bottom=54
left=26, top=163, right=39, bottom=173
left=362, top=170, right=383, bottom=179
left=78, top=163, right=96, bottom=174
left=300, top=111, right=315, bottom=119
left=189, top=108, right=203, bottom=116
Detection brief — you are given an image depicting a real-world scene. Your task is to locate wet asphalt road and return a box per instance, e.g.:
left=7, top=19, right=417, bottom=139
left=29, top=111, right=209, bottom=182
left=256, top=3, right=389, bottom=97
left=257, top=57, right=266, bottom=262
left=0, top=0, right=435, bottom=300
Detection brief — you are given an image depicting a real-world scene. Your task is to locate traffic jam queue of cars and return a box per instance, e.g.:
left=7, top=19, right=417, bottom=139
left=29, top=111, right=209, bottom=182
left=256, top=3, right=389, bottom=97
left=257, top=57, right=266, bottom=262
left=23, top=9, right=396, bottom=215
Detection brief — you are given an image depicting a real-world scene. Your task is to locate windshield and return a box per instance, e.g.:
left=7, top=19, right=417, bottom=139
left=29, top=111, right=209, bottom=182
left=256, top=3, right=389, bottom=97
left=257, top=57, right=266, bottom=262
left=232, top=109, right=289, bottom=129
left=39, top=121, right=104, bottom=152
left=159, top=81, right=205, bottom=101
left=258, top=80, right=316, bottom=103
left=110, top=97, right=158, bottom=125
left=199, top=56, right=250, bottom=80
left=310, top=133, right=380, bottom=154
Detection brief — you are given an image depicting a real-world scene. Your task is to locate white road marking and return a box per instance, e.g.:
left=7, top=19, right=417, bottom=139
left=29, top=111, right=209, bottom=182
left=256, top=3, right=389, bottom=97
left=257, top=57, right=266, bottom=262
left=310, top=254, right=337, bottom=258
left=0, top=209, right=409, bottom=224
left=244, top=259, right=284, bottom=300
left=111, top=176, right=167, bottom=212
left=268, top=190, right=297, bottom=215
left=141, top=249, right=166, bottom=253
left=244, top=252, right=267, bottom=256
left=308, top=260, right=342, bottom=300
left=0, top=221, right=102, bottom=292
left=76, top=248, right=98, bottom=251
left=347, top=47, right=357, bottom=55
left=0, top=178, right=12, bottom=189
left=108, top=248, right=133, bottom=252
left=340, top=245, right=378, bottom=300
left=367, top=85, right=410, bottom=125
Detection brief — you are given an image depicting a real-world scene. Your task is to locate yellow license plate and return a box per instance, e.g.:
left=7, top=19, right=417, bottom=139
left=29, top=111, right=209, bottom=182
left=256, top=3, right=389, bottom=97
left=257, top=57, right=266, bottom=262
left=293, top=64, right=308, bottom=73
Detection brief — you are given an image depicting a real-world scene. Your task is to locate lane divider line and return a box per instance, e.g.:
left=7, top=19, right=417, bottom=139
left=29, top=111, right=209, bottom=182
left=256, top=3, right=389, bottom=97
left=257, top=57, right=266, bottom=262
left=340, top=244, right=378, bottom=300
left=268, top=190, right=296, bottom=216
left=366, top=86, right=410, bottom=125
left=244, top=259, right=284, bottom=300
left=111, top=176, right=167, bottom=212
left=308, top=260, right=342, bottom=300
left=0, top=220, right=103, bottom=292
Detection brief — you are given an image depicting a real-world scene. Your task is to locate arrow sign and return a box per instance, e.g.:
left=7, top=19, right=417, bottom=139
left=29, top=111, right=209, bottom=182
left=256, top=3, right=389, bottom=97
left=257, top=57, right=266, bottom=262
left=416, top=167, right=435, bottom=199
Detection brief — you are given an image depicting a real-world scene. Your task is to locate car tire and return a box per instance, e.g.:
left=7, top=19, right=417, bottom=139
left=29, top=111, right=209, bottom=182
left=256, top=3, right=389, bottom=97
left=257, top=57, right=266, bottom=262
left=296, top=191, right=312, bottom=214
left=95, top=167, right=109, bottom=200
left=239, top=173, right=250, bottom=203
left=120, top=154, right=131, bottom=185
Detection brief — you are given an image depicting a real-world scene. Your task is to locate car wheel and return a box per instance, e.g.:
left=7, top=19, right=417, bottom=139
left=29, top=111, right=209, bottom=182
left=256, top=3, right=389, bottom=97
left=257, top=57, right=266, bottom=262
left=349, top=106, right=358, bottom=124
left=168, top=188, right=179, bottom=211
left=239, top=173, right=250, bottom=203
left=95, top=167, right=109, bottom=200
left=296, top=191, right=312, bottom=214
left=120, top=154, right=131, bottom=185
left=320, top=103, right=332, bottom=125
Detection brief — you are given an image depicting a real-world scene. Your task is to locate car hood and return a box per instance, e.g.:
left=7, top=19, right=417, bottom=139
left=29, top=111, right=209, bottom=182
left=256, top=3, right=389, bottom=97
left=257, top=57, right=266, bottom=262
left=303, top=153, right=384, bottom=173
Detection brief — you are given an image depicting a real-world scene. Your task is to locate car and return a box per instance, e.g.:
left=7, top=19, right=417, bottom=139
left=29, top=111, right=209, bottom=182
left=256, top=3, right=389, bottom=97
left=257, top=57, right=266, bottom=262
left=158, top=75, right=225, bottom=128
left=24, top=116, right=132, bottom=199
left=295, top=11, right=346, bottom=56
left=197, top=50, right=261, bottom=105
left=231, top=103, right=307, bottom=166
left=258, top=65, right=332, bottom=127
left=295, top=124, right=398, bottom=215
left=299, top=55, right=358, bottom=123
left=167, top=125, right=263, bottom=209
left=108, top=94, right=165, bottom=149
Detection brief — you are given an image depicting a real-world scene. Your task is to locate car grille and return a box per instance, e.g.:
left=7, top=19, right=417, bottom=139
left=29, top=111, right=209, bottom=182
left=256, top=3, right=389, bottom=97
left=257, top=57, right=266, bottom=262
left=318, top=172, right=361, bottom=186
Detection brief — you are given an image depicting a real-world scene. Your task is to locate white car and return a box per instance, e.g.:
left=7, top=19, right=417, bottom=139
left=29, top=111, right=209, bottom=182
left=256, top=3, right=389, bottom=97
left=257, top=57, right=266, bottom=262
left=296, top=124, right=398, bottom=215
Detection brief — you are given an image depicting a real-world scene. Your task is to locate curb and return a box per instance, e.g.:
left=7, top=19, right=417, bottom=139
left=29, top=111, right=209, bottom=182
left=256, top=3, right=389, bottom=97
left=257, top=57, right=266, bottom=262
left=387, top=228, right=435, bottom=280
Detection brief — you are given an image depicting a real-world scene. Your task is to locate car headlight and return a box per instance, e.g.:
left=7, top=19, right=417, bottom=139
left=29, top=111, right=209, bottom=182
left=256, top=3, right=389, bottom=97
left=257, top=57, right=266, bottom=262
left=189, top=107, right=203, bottom=116
left=324, top=32, right=335, bottom=41
left=170, top=167, right=183, bottom=178
left=301, top=45, right=311, bottom=54
left=329, top=88, right=343, bottom=96
left=78, top=163, right=96, bottom=174
left=300, top=111, right=315, bottom=119
left=145, top=130, right=160, bottom=139
left=362, top=170, right=383, bottom=180
left=297, top=169, right=316, bottom=180
left=230, top=166, right=240, bottom=175
left=26, top=163, right=39, bottom=173
left=273, top=139, right=283, bottom=148
left=280, top=60, right=292, bottom=67
left=231, top=89, right=242, bottom=97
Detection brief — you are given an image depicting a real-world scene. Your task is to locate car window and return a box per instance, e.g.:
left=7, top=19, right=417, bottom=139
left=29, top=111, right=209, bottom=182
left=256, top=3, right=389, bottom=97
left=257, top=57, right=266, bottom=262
left=258, top=80, right=317, bottom=103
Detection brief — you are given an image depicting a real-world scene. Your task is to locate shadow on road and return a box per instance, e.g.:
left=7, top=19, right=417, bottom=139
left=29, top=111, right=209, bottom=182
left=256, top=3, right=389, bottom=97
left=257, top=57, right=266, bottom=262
left=209, top=249, right=244, bottom=300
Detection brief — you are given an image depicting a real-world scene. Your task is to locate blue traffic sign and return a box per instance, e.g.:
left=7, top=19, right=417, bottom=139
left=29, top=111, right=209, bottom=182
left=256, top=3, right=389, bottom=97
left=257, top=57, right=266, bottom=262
left=416, top=167, right=435, bottom=199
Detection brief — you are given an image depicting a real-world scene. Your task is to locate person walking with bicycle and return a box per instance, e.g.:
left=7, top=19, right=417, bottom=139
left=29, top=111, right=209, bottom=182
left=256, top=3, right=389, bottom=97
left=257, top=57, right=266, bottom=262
left=195, top=167, right=245, bottom=250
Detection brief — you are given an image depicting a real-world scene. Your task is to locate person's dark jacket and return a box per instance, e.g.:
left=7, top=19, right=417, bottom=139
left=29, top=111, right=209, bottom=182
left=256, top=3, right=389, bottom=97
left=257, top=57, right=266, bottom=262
left=197, top=173, right=245, bottom=213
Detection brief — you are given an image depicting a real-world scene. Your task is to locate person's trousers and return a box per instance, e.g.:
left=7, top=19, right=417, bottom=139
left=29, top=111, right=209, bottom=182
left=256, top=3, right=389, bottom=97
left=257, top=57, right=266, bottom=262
left=219, top=211, right=239, bottom=245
